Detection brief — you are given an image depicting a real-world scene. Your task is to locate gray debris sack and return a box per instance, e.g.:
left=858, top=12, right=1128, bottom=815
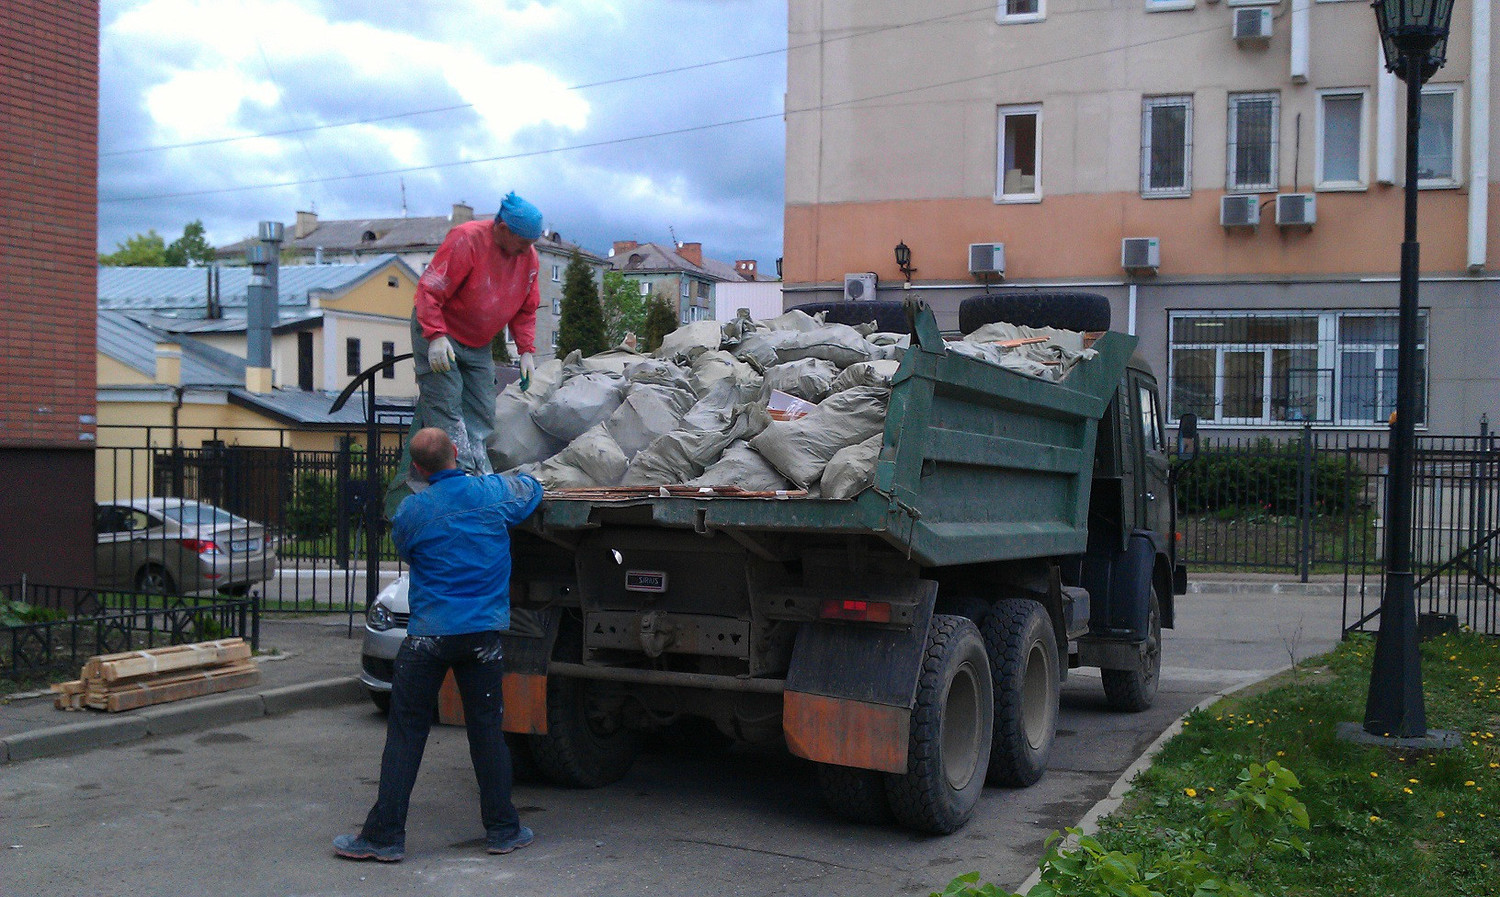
left=531, top=368, right=626, bottom=442
left=760, top=357, right=840, bottom=403
left=821, top=433, right=884, bottom=500
left=732, top=329, right=804, bottom=370
left=654, top=320, right=724, bottom=363
left=684, top=439, right=793, bottom=492
left=748, top=385, right=890, bottom=488
left=606, top=382, right=696, bottom=459
left=829, top=359, right=901, bottom=394
left=621, top=404, right=772, bottom=486
left=957, top=322, right=1098, bottom=382
left=773, top=323, right=875, bottom=369
left=532, top=422, right=629, bottom=488
left=690, top=348, right=762, bottom=397
left=760, top=309, right=825, bottom=332
left=486, top=358, right=567, bottom=470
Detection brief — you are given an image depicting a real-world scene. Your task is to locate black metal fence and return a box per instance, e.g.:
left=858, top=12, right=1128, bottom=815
left=95, top=424, right=408, bottom=617
left=0, top=581, right=255, bottom=685
left=1175, top=423, right=1500, bottom=636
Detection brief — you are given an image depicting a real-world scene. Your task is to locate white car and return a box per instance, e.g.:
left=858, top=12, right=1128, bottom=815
left=359, top=574, right=410, bottom=712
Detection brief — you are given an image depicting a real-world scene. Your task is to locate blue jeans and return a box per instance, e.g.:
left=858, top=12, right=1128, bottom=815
left=360, top=631, right=521, bottom=848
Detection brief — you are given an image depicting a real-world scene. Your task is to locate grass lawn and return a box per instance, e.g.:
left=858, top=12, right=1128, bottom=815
left=946, top=630, right=1499, bottom=896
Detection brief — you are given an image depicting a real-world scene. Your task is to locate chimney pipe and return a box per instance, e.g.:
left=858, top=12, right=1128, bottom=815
left=245, top=222, right=283, bottom=393
left=293, top=210, right=318, bottom=239
left=676, top=242, right=703, bottom=267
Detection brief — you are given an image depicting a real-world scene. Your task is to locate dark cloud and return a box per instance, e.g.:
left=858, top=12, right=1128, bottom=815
left=99, top=0, right=788, bottom=269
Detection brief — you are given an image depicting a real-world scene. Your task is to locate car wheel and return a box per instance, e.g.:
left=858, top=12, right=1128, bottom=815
left=982, top=598, right=1060, bottom=788
left=1101, top=588, right=1163, bottom=713
left=884, top=614, right=994, bottom=834
left=368, top=689, right=391, bottom=714
left=135, top=565, right=177, bottom=595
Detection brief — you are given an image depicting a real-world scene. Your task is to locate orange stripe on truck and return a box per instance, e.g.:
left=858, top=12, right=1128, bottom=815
left=783, top=691, right=909, bottom=774
left=433, top=671, right=549, bottom=734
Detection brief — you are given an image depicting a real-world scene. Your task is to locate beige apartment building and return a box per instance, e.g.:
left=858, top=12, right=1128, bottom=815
left=784, top=0, right=1497, bottom=434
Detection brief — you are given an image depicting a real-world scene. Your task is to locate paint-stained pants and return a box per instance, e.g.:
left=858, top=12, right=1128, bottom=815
left=385, top=313, right=498, bottom=516
left=359, top=631, right=520, bottom=848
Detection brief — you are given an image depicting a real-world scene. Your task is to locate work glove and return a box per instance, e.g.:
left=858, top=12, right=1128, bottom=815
left=519, top=352, right=535, bottom=391
left=427, top=335, right=456, bottom=373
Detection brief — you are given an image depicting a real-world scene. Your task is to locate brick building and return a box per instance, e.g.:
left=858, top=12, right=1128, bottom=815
left=0, top=2, right=100, bottom=587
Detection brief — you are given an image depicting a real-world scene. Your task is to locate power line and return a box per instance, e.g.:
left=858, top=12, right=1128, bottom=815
left=100, top=16, right=1241, bottom=205
left=100, top=3, right=998, bottom=158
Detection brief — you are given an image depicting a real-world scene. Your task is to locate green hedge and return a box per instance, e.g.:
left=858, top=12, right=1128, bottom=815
left=1177, top=439, right=1363, bottom=516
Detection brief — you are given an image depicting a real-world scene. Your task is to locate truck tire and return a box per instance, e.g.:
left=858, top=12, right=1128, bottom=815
left=936, top=595, right=992, bottom=625
left=981, top=599, right=1060, bottom=788
left=528, top=676, right=641, bottom=788
left=789, top=300, right=912, bottom=334
left=885, top=614, right=994, bottom=834
left=1101, top=588, right=1162, bottom=712
left=957, top=292, right=1111, bottom=335
left=815, top=763, right=893, bottom=825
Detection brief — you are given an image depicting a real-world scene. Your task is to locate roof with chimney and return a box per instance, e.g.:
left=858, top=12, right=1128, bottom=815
left=97, top=255, right=414, bottom=316
left=227, top=388, right=413, bottom=428
left=216, top=206, right=606, bottom=264
left=97, top=311, right=247, bottom=387
left=607, top=242, right=774, bottom=282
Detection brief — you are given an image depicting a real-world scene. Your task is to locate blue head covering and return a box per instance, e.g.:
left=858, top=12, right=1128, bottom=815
left=496, top=192, right=543, bottom=241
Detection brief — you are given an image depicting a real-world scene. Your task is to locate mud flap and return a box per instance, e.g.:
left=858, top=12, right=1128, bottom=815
left=497, top=606, right=561, bottom=734
left=782, top=580, right=936, bottom=774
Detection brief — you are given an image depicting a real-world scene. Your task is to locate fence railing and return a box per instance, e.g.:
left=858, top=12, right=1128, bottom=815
left=95, top=423, right=408, bottom=615
left=0, top=582, right=255, bottom=685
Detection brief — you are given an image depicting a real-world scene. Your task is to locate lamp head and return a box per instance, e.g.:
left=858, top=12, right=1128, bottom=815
left=1372, top=0, right=1455, bottom=83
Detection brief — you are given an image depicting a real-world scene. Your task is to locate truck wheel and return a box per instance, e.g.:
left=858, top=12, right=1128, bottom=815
left=936, top=595, right=991, bottom=625
left=789, top=300, right=912, bottom=334
left=815, top=763, right=893, bottom=825
left=957, top=292, right=1111, bottom=335
left=1101, top=588, right=1162, bottom=712
left=981, top=599, right=1059, bottom=788
left=528, top=676, right=641, bottom=788
left=885, top=614, right=994, bottom=834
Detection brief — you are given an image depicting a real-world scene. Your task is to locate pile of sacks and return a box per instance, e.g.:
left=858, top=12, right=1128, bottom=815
left=487, top=309, right=1095, bottom=501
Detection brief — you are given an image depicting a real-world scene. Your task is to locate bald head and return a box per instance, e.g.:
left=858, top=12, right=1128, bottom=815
left=410, top=427, right=459, bottom=478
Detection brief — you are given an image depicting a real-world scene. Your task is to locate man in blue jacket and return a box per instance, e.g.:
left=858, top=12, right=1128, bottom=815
left=335, top=427, right=544, bottom=862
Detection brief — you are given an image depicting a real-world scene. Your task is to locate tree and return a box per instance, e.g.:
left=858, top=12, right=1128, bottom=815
left=555, top=251, right=608, bottom=359
left=99, top=230, right=167, bottom=266
left=642, top=292, right=679, bottom=353
left=165, top=220, right=215, bottom=266
left=491, top=328, right=512, bottom=363
left=600, top=270, right=647, bottom=347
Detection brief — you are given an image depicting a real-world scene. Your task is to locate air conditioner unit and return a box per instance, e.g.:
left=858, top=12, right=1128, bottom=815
left=1122, top=237, right=1161, bottom=272
left=968, top=242, right=1006, bottom=277
left=1233, top=7, right=1273, bottom=41
left=1276, top=193, right=1317, bottom=226
left=1220, top=194, right=1261, bottom=228
left=843, top=272, right=878, bottom=301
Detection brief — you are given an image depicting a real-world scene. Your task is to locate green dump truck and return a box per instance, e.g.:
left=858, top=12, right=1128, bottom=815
left=497, top=298, right=1193, bottom=834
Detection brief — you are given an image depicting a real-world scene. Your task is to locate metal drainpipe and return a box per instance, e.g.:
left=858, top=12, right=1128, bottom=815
left=1469, top=0, right=1492, bottom=273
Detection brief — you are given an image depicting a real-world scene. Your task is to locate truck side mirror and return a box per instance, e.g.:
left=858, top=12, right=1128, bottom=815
left=1174, top=413, right=1200, bottom=467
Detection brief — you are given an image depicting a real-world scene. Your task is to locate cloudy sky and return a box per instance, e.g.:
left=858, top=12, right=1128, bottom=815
left=98, top=0, right=788, bottom=268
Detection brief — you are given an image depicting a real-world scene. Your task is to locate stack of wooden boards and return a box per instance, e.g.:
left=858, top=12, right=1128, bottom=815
left=51, top=638, right=260, bottom=712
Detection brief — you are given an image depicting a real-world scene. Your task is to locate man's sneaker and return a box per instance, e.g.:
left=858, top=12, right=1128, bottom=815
left=333, top=833, right=405, bottom=863
left=486, top=825, right=535, bottom=855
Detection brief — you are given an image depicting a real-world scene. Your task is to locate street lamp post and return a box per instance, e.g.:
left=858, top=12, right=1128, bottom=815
left=1363, top=0, right=1454, bottom=739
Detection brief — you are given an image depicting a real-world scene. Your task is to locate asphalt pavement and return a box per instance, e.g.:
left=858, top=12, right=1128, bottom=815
left=0, top=582, right=1348, bottom=897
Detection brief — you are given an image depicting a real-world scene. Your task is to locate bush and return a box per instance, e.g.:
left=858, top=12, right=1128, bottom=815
left=1177, top=439, right=1362, bottom=517
left=286, top=473, right=338, bottom=540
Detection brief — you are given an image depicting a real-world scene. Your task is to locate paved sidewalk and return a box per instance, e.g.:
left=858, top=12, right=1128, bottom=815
left=0, top=615, right=370, bottom=761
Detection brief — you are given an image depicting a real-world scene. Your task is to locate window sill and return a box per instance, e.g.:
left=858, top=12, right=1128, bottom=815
left=1417, top=180, right=1461, bottom=190
left=996, top=14, right=1046, bottom=25
left=1142, top=190, right=1192, bottom=199
left=1226, top=186, right=1276, bottom=195
left=1315, top=182, right=1367, bottom=192
left=994, top=193, right=1043, bottom=204
left=1146, top=0, right=1195, bottom=11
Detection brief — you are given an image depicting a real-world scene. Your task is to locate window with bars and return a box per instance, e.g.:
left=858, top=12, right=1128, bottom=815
left=345, top=338, right=361, bottom=376
left=1141, top=96, right=1192, bottom=196
left=381, top=341, right=395, bottom=379
left=1227, top=92, right=1279, bottom=192
left=1169, top=311, right=1426, bottom=427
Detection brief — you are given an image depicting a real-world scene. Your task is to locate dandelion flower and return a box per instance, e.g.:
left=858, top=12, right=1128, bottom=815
left=1409, top=778, right=1420, bottom=784
left=1436, top=810, right=1446, bottom=818
left=1465, top=781, right=1476, bottom=787
left=1185, top=788, right=1198, bottom=798
left=1404, top=787, right=1414, bottom=794
left=1370, top=772, right=1379, bottom=778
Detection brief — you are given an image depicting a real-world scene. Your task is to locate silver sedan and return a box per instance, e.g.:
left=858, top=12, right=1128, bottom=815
left=94, top=498, right=278, bottom=596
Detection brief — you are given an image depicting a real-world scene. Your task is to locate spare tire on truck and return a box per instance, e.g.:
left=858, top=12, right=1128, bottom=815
left=789, top=300, right=912, bottom=334
left=957, top=292, right=1111, bottom=335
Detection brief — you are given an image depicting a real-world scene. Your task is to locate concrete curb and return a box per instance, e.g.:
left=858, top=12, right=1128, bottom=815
left=0, top=676, right=365, bottom=765
left=1187, top=581, right=1372, bottom=597
left=1010, top=665, right=1295, bottom=895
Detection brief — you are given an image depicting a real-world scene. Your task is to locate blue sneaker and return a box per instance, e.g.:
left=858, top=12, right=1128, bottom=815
left=333, top=833, right=405, bottom=862
left=486, top=825, right=534, bottom=855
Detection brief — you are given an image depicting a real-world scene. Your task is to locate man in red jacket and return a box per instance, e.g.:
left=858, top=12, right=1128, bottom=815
left=387, top=192, right=543, bottom=513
